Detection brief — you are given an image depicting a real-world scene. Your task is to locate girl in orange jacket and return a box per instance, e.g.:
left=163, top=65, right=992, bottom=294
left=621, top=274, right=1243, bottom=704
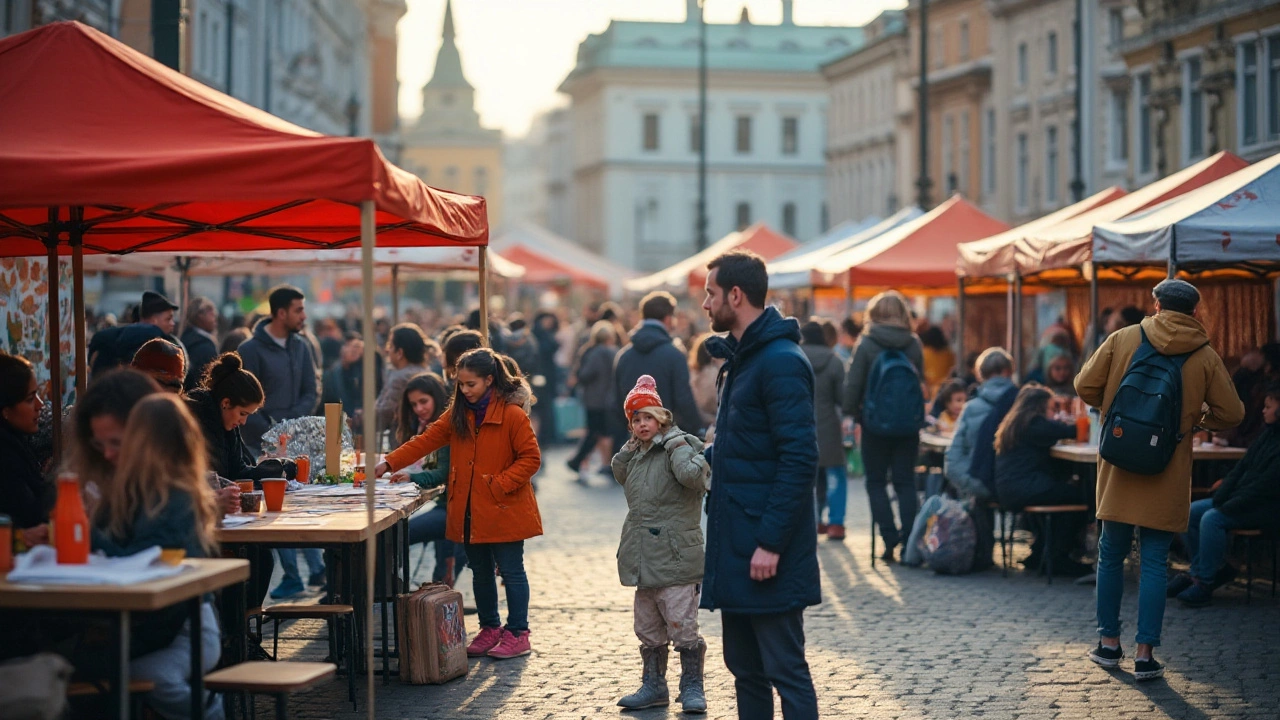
left=376, top=347, right=542, bottom=660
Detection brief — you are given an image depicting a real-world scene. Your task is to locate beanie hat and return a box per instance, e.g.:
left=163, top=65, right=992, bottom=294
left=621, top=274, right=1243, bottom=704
left=624, top=375, right=664, bottom=419
left=1152, top=279, right=1200, bottom=315
left=132, top=338, right=186, bottom=390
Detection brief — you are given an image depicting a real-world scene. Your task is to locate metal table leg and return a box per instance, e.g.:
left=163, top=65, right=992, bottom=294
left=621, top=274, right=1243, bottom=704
left=190, top=596, right=204, bottom=720
left=110, top=610, right=131, bottom=719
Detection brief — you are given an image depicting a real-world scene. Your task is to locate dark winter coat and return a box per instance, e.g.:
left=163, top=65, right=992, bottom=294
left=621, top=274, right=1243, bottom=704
left=0, top=423, right=51, bottom=529
left=801, top=344, right=846, bottom=467
left=180, top=327, right=219, bottom=392
left=321, top=356, right=384, bottom=413
left=236, top=320, right=319, bottom=453
left=114, top=323, right=168, bottom=368
left=994, top=416, right=1077, bottom=510
left=574, top=344, right=617, bottom=411
left=701, top=308, right=820, bottom=614
left=842, top=324, right=924, bottom=422
left=1212, top=423, right=1280, bottom=531
left=945, top=376, right=1017, bottom=499
left=614, top=322, right=704, bottom=434
left=186, top=389, right=285, bottom=484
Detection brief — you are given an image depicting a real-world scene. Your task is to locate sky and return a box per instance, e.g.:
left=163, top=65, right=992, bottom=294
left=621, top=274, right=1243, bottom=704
left=396, top=0, right=907, bottom=139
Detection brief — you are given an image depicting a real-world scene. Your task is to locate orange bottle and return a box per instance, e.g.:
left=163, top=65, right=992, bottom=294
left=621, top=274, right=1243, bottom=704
left=54, top=473, right=90, bottom=565
left=1075, top=412, right=1090, bottom=444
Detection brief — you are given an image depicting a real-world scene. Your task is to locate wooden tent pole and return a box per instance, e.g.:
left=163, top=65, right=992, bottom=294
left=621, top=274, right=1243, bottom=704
left=71, top=207, right=87, bottom=399
left=1088, top=262, right=1100, bottom=358
left=955, top=276, right=966, bottom=377
left=358, top=200, right=377, bottom=720
left=479, top=247, right=490, bottom=344
left=1013, top=273, right=1024, bottom=384
left=45, top=208, right=62, bottom=461
left=390, top=264, right=400, bottom=324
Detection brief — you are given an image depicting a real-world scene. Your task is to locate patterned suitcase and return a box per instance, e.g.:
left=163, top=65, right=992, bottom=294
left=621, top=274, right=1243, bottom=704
left=396, top=582, right=468, bottom=684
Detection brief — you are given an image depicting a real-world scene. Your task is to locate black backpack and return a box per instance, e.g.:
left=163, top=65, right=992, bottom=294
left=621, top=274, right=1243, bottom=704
left=1099, top=328, right=1205, bottom=475
left=862, top=349, right=925, bottom=437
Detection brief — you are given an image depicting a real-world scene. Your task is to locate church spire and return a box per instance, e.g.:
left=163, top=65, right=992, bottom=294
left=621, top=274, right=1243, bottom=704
left=442, top=0, right=455, bottom=41
left=426, top=0, right=470, bottom=89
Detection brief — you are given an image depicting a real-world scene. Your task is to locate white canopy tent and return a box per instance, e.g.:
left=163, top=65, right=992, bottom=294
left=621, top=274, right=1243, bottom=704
left=768, top=208, right=922, bottom=290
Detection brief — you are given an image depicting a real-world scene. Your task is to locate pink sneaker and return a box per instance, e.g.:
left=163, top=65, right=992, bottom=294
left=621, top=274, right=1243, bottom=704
left=467, top=626, right=503, bottom=657
left=486, top=629, right=531, bottom=659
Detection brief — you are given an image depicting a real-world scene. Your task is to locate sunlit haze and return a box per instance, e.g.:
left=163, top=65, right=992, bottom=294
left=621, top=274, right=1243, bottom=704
left=397, top=0, right=907, bottom=139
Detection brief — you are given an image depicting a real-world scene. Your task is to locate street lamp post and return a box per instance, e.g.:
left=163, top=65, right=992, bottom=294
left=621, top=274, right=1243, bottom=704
left=1070, top=0, right=1086, bottom=202
left=696, top=0, right=709, bottom=252
left=916, top=0, right=932, bottom=210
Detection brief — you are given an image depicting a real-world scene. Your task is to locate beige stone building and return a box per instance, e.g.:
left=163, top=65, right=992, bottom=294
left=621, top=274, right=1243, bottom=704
left=400, top=0, right=503, bottom=225
left=823, top=10, right=910, bottom=225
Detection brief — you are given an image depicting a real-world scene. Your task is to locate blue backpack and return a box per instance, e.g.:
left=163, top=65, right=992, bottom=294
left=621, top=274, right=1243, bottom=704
left=862, top=349, right=925, bottom=437
left=1099, top=328, right=1205, bottom=475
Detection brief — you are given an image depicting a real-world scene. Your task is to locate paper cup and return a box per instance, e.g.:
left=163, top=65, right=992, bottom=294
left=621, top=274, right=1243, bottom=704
left=260, top=479, right=287, bottom=512
left=237, top=481, right=254, bottom=494
left=160, top=548, right=186, bottom=565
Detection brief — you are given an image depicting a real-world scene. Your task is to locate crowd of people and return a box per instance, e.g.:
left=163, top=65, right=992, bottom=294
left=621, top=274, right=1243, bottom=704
left=2, top=256, right=1279, bottom=718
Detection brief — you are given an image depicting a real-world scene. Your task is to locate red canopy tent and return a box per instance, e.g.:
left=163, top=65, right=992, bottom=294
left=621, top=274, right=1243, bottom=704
left=625, top=222, right=797, bottom=296
left=490, top=223, right=635, bottom=298
left=0, top=24, right=488, bottom=708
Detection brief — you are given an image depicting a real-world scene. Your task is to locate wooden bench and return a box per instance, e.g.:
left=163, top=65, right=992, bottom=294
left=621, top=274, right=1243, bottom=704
left=1229, top=529, right=1277, bottom=603
left=262, top=603, right=356, bottom=707
left=67, top=679, right=155, bottom=717
left=204, top=661, right=335, bottom=720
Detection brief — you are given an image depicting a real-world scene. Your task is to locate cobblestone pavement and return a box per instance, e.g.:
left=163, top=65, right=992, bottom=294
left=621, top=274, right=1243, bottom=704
left=275, top=446, right=1280, bottom=719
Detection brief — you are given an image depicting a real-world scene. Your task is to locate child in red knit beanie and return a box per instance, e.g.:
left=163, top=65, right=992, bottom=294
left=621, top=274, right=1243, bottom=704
left=611, top=375, right=711, bottom=713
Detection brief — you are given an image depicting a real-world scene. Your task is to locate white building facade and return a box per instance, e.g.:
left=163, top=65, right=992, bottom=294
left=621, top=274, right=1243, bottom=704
left=558, top=1, right=865, bottom=271
left=823, top=10, right=908, bottom=226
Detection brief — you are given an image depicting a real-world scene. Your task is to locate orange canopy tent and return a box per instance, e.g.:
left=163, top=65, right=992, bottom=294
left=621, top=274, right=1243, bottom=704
left=489, top=223, right=635, bottom=297
left=0, top=25, right=488, bottom=707
left=625, top=222, right=797, bottom=295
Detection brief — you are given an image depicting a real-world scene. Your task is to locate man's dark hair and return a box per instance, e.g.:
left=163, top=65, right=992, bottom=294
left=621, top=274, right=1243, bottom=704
left=267, top=285, right=305, bottom=317
left=707, top=250, right=768, bottom=308
left=598, top=302, right=623, bottom=323
left=640, top=291, right=677, bottom=321
left=841, top=316, right=862, bottom=339
left=390, top=323, right=429, bottom=365
left=799, top=321, right=826, bottom=347
left=443, top=329, right=485, bottom=372
left=1266, top=382, right=1280, bottom=403
left=1118, top=305, right=1145, bottom=327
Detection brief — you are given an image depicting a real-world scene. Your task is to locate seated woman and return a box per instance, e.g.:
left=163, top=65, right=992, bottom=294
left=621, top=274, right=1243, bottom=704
left=1170, top=383, right=1280, bottom=607
left=0, top=352, right=52, bottom=542
left=87, top=393, right=224, bottom=720
left=393, top=372, right=468, bottom=586
left=994, top=385, right=1090, bottom=577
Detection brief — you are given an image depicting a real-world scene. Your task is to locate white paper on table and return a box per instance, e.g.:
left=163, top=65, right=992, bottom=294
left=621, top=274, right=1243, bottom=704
left=7, top=545, right=188, bottom=585
left=271, top=518, right=325, bottom=526
left=220, top=515, right=259, bottom=527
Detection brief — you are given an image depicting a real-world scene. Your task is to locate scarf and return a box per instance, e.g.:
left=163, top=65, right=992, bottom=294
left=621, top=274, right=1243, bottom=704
left=464, top=389, right=493, bottom=430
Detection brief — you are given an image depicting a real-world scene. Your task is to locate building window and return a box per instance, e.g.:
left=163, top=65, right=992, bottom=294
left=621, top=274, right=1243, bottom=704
left=445, top=165, right=459, bottom=188
left=781, top=203, right=797, bottom=237
left=781, top=117, right=799, bottom=155
left=1017, top=43, right=1028, bottom=87
left=820, top=203, right=829, bottom=232
left=642, top=113, right=660, bottom=152
left=735, top=116, right=752, bottom=154
left=1015, top=133, right=1029, bottom=211
left=959, top=111, right=970, bottom=194
left=1108, top=9, right=1123, bottom=47
left=1136, top=72, right=1152, bottom=174
left=1184, top=56, right=1204, bottom=161
left=735, top=202, right=751, bottom=231
left=474, top=167, right=488, bottom=196
left=1045, top=126, right=1059, bottom=204
left=689, top=114, right=701, bottom=153
left=1046, top=31, right=1058, bottom=77
left=1241, top=43, right=1259, bottom=146
left=1108, top=88, right=1129, bottom=166
left=942, top=114, right=955, bottom=194
left=983, top=108, right=996, bottom=195
left=1270, top=36, right=1280, bottom=139
left=959, top=20, right=970, bottom=62
left=933, top=27, right=944, bottom=68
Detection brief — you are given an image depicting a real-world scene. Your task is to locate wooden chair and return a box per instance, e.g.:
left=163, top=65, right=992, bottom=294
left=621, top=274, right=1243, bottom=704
left=67, top=679, right=154, bottom=718
left=1229, top=529, right=1278, bottom=603
left=204, top=661, right=335, bottom=720
left=1016, top=505, right=1091, bottom=585
left=261, top=603, right=357, bottom=708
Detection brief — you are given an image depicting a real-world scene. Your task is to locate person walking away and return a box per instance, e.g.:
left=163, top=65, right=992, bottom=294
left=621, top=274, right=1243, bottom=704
left=390, top=372, right=468, bottom=586
left=800, top=320, right=847, bottom=540
left=1168, top=382, right=1280, bottom=607
left=375, top=348, right=542, bottom=660
left=181, top=297, right=220, bottom=392
left=700, top=251, right=820, bottom=720
left=567, top=321, right=618, bottom=476
left=611, top=375, right=711, bottom=713
left=843, top=291, right=925, bottom=563
left=993, top=385, right=1091, bottom=575
left=1077, top=279, right=1243, bottom=681
left=236, top=285, right=324, bottom=599
left=375, top=323, right=432, bottom=438
left=615, top=292, right=707, bottom=441
left=88, top=394, right=224, bottom=720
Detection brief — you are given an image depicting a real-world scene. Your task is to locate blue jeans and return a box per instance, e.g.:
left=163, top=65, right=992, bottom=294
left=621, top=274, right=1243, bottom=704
left=465, top=541, right=529, bottom=632
left=408, top=504, right=469, bottom=583
left=1184, top=498, right=1244, bottom=582
left=824, top=465, right=849, bottom=526
left=276, top=548, right=325, bottom=584
left=1096, top=521, right=1174, bottom=646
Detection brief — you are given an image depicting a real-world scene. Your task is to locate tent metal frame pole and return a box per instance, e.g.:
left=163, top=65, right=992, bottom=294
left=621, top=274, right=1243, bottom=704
left=71, top=207, right=87, bottom=399
left=1005, top=274, right=1015, bottom=352
left=956, top=276, right=966, bottom=377
left=1168, top=225, right=1178, bottom=279
left=358, top=200, right=378, bottom=720
left=45, top=207, right=62, bottom=461
left=390, top=264, right=400, bottom=324
left=479, top=248, right=490, bottom=344
left=1088, top=263, right=1100, bottom=358
left=1013, top=274, right=1024, bottom=384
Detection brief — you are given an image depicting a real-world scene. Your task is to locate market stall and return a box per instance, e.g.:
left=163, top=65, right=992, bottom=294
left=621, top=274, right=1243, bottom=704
left=490, top=223, right=634, bottom=300
left=624, top=222, right=797, bottom=296
left=768, top=207, right=922, bottom=291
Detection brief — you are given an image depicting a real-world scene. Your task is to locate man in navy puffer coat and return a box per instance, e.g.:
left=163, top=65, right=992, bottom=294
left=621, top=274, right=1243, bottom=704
left=700, top=250, right=819, bottom=720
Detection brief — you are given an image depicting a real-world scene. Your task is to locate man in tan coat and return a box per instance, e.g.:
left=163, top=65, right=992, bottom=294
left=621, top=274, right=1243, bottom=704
left=1076, top=279, right=1244, bottom=682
